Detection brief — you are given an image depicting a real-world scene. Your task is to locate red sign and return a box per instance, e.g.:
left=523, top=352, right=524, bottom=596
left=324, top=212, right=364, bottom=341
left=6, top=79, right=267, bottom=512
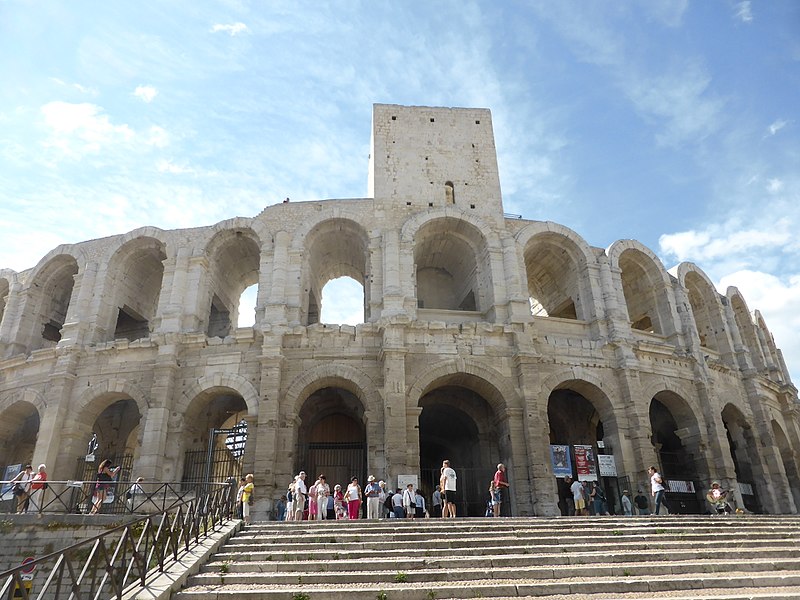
left=21, top=557, right=35, bottom=574
left=574, top=444, right=597, bottom=481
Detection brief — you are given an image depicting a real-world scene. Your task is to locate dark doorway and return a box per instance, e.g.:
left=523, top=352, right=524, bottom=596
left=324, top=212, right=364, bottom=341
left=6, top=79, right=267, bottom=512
left=418, top=385, right=501, bottom=517
left=296, top=388, right=366, bottom=490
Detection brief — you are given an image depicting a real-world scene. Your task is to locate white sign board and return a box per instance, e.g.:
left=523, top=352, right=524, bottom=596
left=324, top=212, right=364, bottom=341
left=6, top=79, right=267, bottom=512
left=397, top=474, right=418, bottom=491
left=597, top=454, right=617, bottom=477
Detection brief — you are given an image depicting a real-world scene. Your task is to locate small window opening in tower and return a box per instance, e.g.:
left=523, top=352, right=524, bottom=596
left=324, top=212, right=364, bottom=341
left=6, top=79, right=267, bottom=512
left=445, top=181, right=455, bottom=205
left=114, top=305, right=149, bottom=341
left=237, top=284, right=257, bottom=327
left=207, top=295, right=231, bottom=338
left=320, top=277, right=364, bottom=325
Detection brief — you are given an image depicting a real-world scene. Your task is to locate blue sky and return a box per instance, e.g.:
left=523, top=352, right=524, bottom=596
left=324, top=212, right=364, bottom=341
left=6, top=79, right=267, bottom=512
left=1, top=1, right=798, bottom=381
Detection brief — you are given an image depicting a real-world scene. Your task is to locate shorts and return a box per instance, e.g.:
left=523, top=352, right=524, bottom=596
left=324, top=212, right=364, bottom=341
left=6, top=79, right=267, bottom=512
left=492, top=490, right=502, bottom=505
left=443, top=488, right=459, bottom=504
left=574, top=497, right=585, bottom=510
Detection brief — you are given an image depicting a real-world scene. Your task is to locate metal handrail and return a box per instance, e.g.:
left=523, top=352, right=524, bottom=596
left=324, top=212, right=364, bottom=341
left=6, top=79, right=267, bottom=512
left=0, top=482, right=234, bottom=600
left=0, top=480, right=229, bottom=516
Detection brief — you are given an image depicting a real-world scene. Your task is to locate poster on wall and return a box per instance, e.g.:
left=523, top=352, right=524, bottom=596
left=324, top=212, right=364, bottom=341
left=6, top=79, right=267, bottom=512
left=574, top=445, right=597, bottom=481
left=1, top=464, right=23, bottom=501
left=597, top=454, right=617, bottom=477
left=549, top=445, right=572, bottom=478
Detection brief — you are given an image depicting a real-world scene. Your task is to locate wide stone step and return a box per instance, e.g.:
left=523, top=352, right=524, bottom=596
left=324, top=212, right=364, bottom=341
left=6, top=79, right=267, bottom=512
left=175, top=571, right=800, bottom=600
left=189, top=557, right=800, bottom=587
left=205, top=546, right=800, bottom=573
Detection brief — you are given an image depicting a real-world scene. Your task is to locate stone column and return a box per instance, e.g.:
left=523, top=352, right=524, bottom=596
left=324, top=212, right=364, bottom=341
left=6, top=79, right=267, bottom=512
left=58, top=261, right=99, bottom=348
left=0, top=281, right=24, bottom=358
left=382, top=325, right=409, bottom=487
left=35, top=353, right=81, bottom=480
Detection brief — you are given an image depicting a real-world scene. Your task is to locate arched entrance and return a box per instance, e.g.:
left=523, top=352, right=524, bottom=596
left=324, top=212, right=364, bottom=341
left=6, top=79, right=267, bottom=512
left=181, top=390, right=248, bottom=484
left=418, top=384, right=505, bottom=517
left=772, top=420, right=800, bottom=511
left=0, top=401, right=40, bottom=471
left=547, top=382, right=620, bottom=516
left=296, top=387, right=366, bottom=491
left=76, top=398, right=141, bottom=482
left=649, top=392, right=704, bottom=513
left=721, top=403, right=762, bottom=512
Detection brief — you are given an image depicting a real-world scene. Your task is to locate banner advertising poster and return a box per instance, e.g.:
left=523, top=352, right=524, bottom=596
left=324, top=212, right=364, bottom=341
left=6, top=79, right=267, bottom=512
left=574, top=444, right=597, bottom=481
left=549, top=445, right=572, bottom=478
left=597, top=454, right=617, bottom=477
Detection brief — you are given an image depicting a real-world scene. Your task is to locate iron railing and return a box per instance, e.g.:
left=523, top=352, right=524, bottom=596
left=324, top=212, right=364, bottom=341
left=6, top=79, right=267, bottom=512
left=0, top=482, right=234, bottom=600
left=1, top=479, right=235, bottom=516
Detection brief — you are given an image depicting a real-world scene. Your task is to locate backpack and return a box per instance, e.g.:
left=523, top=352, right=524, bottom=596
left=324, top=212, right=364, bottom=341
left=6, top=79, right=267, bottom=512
left=384, top=494, right=394, bottom=511
left=287, top=489, right=293, bottom=502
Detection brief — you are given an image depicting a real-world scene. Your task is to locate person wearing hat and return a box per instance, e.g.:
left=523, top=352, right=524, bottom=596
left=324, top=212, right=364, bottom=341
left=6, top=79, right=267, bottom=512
left=364, top=475, right=381, bottom=519
left=706, top=481, right=732, bottom=514
left=621, top=489, right=633, bottom=516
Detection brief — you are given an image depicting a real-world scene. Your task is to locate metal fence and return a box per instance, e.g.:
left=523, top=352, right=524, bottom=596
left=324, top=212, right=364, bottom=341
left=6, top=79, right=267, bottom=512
left=0, top=482, right=233, bottom=600
left=0, top=479, right=232, bottom=517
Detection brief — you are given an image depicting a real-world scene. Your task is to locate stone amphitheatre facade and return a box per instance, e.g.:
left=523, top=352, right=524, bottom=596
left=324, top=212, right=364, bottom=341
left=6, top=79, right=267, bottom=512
left=1, top=104, right=798, bottom=518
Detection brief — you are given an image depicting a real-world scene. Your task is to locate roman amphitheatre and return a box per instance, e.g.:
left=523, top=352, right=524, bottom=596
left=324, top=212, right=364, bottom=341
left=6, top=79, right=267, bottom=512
left=1, top=104, right=797, bottom=518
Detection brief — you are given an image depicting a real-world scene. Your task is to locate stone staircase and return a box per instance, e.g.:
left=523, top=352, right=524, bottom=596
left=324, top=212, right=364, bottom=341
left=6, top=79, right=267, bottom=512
left=174, top=516, right=800, bottom=600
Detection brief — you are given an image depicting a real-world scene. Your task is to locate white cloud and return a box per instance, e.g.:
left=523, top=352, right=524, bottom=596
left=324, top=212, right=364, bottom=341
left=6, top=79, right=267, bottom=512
left=134, top=85, right=158, bottom=103
left=659, top=220, right=792, bottom=263
left=768, top=119, right=788, bottom=136
left=147, top=126, right=169, bottom=147
left=41, top=101, right=135, bottom=156
left=734, top=1, right=753, bottom=23
left=157, top=159, right=194, bottom=174
left=50, top=78, right=98, bottom=96
left=210, top=22, right=249, bottom=36
left=766, top=178, right=784, bottom=193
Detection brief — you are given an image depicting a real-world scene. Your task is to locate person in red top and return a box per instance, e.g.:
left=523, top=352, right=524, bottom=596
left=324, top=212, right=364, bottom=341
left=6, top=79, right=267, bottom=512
left=493, top=463, right=510, bottom=517
left=29, top=464, right=47, bottom=513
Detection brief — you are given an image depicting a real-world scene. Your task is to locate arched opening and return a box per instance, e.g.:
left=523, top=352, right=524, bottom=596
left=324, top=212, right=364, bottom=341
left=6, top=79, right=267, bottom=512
left=302, top=219, right=369, bottom=326
left=619, top=249, right=666, bottom=334
left=181, top=389, right=248, bottom=484
left=296, top=387, right=366, bottom=491
left=524, top=234, right=586, bottom=320
left=418, top=383, right=506, bottom=517
left=28, top=256, right=78, bottom=351
left=730, top=295, right=765, bottom=369
left=772, top=420, right=800, bottom=511
left=104, top=238, right=166, bottom=342
left=0, top=401, right=40, bottom=470
left=649, top=392, right=704, bottom=513
left=445, top=181, right=455, bottom=205
left=547, top=383, right=620, bottom=515
left=237, top=283, right=258, bottom=327
left=75, top=397, right=142, bottom=484
left=319, top=277, right=364, bottom=325
left=206, top=231, right=261, bottom=337
left=414, top=218, right=488, bottom=313
left=684, top=271, right=722, bottom=352
left=721, top=403, right=762, bottom=512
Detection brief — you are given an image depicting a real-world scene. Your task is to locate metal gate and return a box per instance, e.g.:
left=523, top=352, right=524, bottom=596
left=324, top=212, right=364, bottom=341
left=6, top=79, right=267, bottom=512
left=182, top=422, right=247, bottom=487
left=297, top=442, right=366, bottom=492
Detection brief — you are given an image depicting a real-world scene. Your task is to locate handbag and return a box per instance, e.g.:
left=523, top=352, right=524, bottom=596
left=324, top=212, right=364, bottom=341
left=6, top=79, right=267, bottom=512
left=12, top=483, right=24, bottom=496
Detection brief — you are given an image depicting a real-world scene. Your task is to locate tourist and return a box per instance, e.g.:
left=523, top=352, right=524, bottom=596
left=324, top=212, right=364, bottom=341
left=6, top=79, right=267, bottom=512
left=493, top=463, right=510, bottom=516
left=126, top=476, right=145, bottom=512
left=293, top=471, right=307, bottom=521
left=333, top=484, right=346, bottom=519
left=649, top=466, right=668, bottom=515
left=391, top=488, right=404, bottom=519
left=235, top=477, right=247, bottom=519
left=590, top=481, right=608, bottom=516
left=29, top=464, right=47, bottom=513
left=570, top=476, right=586, bottom=516
left=378, top=480, right=389, bottom=518
left=440, top=459, right=458, bottom=518
left=90, top=459, right=120, bottom=515
left=364, top=475, right=381, bottom=519
left=432, top=485, right=442, bottom=518
left=241, top=473, right=254, bottom=525
left=706, top=481, right=732, bottom=515
left=285, top=480, right=295, bottom=521
left=621, top=489, right=633, bottom=516
left=489, top=480, right=501, bottom=517
left=346, top=476, right=362, bottom=519
left=633, top=489, right=649, bottom=515
left=563, top=476, right=576, bottom=516
left=10, top=464, right=33, bottom=514
left=275, top=495, right=287, bottom=521
left=403, top=483, right=416, bottom=518
left=308, top=477, right=320, bottom=520
left=315, top=474, right=330, bottom=520
left=414, top=488, right=427, bottom=518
